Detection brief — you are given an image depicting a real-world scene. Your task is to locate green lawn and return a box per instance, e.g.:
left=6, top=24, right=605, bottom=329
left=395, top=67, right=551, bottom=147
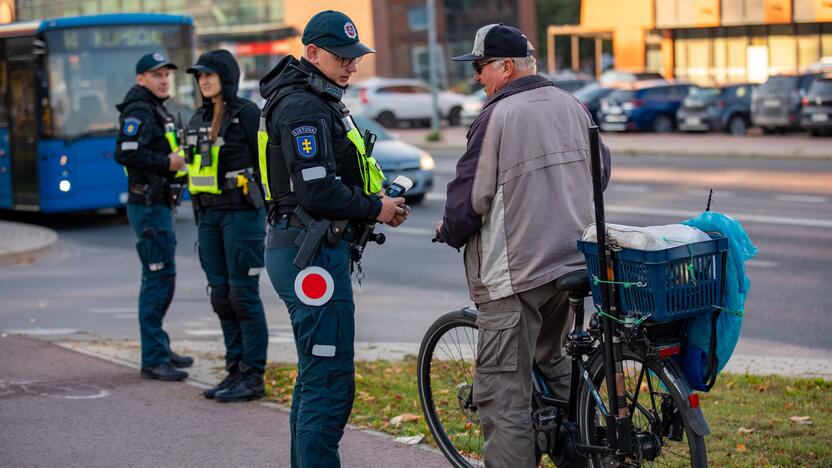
left=265, top=360, right=831, bottom=466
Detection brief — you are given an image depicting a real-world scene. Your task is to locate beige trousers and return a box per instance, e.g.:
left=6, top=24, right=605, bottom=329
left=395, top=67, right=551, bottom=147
left=473, top=282, right=573, bottom=468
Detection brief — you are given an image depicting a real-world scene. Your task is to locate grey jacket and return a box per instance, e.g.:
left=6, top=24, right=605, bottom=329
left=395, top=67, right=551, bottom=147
left=440, top=75, right=611, bottom=304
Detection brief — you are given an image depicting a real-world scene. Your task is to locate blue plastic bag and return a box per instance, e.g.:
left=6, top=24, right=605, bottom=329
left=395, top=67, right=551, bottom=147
left=681, top=211, right=757, bottom=391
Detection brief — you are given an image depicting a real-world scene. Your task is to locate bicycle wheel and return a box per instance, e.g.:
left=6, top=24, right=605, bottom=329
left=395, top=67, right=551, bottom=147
left=417, top=308, right=483, bottom=468
left=578, top=350, right=708, bottom=467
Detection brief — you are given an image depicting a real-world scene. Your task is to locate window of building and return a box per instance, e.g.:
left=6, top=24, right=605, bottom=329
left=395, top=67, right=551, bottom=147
left=797, top=24, right=821, bottom=72
left=98, top=0, right=119, bottom=14
left=407, top=5, right=427, bottom=31
left=823, top=24, right=832, bottom=57
left=768, top=25, right=797, bottom=75
left=725, top=36, right=748, bottom=83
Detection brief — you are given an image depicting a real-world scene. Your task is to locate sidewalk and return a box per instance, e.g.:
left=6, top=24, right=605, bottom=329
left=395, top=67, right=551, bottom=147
left=0, top=334, right=449, bottom=468
left=395, top=127, right=832, bottom=160
left=0, top=220, right=58, bottom=265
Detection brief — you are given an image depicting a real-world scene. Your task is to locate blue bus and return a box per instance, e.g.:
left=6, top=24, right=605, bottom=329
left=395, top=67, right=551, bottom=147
left=0, top=14, right=195, bottom=213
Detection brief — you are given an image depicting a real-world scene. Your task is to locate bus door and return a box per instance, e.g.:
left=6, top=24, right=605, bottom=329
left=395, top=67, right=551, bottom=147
left=0, top=52, right=10, bottom=209
left=6, top=36, right=40, bottom=210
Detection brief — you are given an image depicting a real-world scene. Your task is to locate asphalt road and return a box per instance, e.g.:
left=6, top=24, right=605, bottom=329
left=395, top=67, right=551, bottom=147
left=1, top=152, right=830, bottom=354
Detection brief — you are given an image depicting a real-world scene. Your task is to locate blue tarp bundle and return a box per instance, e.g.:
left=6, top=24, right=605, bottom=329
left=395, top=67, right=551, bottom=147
left=682, top=211, right=757, bottom=391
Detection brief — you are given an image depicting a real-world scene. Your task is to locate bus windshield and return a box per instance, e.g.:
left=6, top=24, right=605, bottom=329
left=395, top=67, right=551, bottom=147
left=44, top=24, right=195, bottom=139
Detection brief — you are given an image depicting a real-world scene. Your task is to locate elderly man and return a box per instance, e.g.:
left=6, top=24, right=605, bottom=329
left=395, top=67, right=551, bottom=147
left=435, top=24, right=611, bottom=466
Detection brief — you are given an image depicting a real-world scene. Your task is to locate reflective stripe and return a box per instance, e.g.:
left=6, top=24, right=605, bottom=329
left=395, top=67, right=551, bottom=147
left=257, top=116, right=272, bottom=201
left=301, top=166, right=326, bottom=182
left=311, top=344, right=336, bottom=357
left=248, top=267, right=263, bottom=276
left=189, top=175, right=216, bottom=187
left=149, top=262, right=165, bottom=272
left=121, top=141, right=139, bottom=150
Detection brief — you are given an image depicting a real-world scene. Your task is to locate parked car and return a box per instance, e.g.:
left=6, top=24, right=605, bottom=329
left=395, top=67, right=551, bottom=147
left=552, top=78, right=597, bottom=94
left=751, top=73, right=822, bottom=133
left=352, top=115, right=434, bottom=203
left=573, top=83, right=615, bottom=125
left=598, top=82, right=693, bottom=132
left=343, top=78, right=467, bottom=128
left=599, top=70, right=665, bottom=87
left=800, top=75, right=832, bottom=137
left=677, top=83, right=756, bottom=135
left=460, top=89, right=486, bottom=126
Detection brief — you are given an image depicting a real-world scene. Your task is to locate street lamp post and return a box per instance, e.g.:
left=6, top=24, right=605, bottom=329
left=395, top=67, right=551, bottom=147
left=426, top=0, right=441, bottom=140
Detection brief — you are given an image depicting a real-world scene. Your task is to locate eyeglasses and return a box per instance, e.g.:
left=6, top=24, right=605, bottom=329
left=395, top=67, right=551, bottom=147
left=472, top=59, right=501, bottom=74
left=322, top=48, right=364, bottom=68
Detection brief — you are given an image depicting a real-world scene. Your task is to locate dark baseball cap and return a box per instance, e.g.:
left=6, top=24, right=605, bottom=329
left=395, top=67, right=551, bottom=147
left=452, top=24, right=533, bottom=61
left=136, top=52, right=178, bottom=74
left=302, top=10, right=375, bottom=59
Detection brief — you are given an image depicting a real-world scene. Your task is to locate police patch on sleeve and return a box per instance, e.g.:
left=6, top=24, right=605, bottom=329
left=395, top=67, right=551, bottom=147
left=123, top=117, right=141, bottom=136
left=292, top=126, right=318, bottom=159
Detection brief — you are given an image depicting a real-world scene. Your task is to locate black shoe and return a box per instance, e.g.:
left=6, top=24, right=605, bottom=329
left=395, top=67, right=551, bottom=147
left=203, top=371, right=240, bottom=399
left=140, top=362, right=188, bottom=382
left=214, top=373, right=265, bottom=403
left=170, top=352, right=194, bottom=369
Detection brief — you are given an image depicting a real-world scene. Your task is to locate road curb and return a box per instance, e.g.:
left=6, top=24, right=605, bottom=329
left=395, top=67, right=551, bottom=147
left=0, top=220, right=58, bottom=266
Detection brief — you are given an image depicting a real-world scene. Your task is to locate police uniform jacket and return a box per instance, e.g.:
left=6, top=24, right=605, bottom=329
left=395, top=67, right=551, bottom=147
left=259, top=56, right=382, bottom=222
left=115, top=85, right=177, bottom=205
left=188, top=50, right=260, bottom=210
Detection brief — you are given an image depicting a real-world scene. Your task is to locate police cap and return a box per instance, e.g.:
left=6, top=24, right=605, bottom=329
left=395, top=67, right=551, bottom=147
left=136, top=52, right=178, bottom=75
left=302, top=10, right=375, bottom=59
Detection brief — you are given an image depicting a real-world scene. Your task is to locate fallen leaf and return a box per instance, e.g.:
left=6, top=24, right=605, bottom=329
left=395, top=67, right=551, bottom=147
left=736, top=443, right=748, bottom=453
left=438, top=389, right=450, bottom=395
left=737, top=427, right=755, bottom=434
left=756, top=384, right=767, bottom=393
left=783, top=402, right=795, bottom=409
left=394, top=434, right=425, bottom=445
left=355, top=373, right=363, bottom=380
left=389, top=413, right=422, bottom=427
left=789, top=416, right=813, bottom=425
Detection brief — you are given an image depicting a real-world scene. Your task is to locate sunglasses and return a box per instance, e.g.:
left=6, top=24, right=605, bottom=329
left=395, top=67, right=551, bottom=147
left=472, top=59, right=501, bottom=74
left=322, top=47, right=364, bottom=68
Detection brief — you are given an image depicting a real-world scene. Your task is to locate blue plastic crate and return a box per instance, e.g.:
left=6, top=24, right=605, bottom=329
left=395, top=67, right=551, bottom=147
left=577, top=234, right=728, bottom=322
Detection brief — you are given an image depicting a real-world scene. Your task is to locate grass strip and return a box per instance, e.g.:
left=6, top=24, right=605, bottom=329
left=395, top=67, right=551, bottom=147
left=265, top=359, right=831, bottom=466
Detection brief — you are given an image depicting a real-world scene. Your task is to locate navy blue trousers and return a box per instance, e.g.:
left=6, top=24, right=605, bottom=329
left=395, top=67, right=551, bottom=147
left=265, top=224, right=355, bottom=468
left=197, top=207, right=268, bottom=373
left=126, top=202, right=176, bottom=369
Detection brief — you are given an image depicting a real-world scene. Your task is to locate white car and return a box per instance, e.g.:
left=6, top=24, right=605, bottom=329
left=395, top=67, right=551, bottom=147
left=344, top=78, right=467, bottom=128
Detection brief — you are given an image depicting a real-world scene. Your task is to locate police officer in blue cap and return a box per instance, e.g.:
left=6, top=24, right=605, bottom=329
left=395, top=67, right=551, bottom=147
left=115, top=52, right=192, bottom=381
left=258, top=10, right=408, bottom=467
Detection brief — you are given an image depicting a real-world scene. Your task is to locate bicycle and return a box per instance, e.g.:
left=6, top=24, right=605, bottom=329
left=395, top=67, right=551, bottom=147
left=419, top=126, right=717, bottom=467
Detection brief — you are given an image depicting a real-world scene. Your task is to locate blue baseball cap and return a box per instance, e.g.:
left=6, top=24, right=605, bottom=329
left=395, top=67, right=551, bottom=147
left=452, top=24, right=533, bottom=61
left=136, top=52, right=178, bottom=74
left=302, top=10, right=375, bottom=59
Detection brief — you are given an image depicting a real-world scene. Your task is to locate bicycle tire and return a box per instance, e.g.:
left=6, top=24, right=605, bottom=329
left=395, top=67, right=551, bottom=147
left=577, top=349, right=708, bottom=467
left=417, top=308, right=482, bottom=468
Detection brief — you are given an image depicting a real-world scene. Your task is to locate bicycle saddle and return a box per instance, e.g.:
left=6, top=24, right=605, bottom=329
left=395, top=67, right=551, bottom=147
left=554, top=269, right=591, bottom=296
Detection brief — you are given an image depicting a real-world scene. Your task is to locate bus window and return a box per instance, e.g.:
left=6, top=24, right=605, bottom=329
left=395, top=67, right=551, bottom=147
left=44, top=25, right=194, bottom=139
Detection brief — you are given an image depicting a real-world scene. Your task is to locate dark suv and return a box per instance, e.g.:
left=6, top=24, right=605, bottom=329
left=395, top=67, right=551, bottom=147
left=599, top=83, right=693, bottom=133
left=752, top=73, right=821, bottom=133
left=677, top=83, right=756, bottom=135
left=801, top=76, right=832, bottom=136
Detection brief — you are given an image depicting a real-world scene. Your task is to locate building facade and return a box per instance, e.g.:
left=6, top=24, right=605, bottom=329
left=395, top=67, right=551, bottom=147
left=372, top=0, right=537, bottom=91
left=548, top=0, right=832, bottom=84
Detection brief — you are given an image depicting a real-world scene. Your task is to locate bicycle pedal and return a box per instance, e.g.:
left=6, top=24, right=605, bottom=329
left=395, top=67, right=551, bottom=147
left=532, top=406, right=561, bottom=431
